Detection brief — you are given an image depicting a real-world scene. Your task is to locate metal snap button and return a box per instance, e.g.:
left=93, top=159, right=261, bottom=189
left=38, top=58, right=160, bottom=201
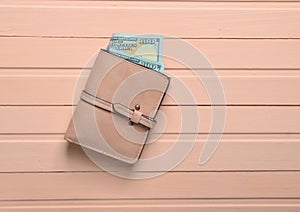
left=135, top=104, right=141, bottom=111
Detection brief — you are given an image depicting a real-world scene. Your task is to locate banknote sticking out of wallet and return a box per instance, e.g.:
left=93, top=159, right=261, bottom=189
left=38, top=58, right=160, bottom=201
left=65, top=34, right=170, bottom=164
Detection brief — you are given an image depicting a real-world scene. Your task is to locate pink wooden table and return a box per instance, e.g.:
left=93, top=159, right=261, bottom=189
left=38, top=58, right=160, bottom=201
left=0, top=1, right=300, bottom=211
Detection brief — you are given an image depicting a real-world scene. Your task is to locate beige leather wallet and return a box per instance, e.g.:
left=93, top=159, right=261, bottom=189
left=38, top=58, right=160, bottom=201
left=65, top=49, right=170, bottom=164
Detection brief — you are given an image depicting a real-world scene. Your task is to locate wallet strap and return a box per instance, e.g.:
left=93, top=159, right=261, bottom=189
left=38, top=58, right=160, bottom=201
left=81, top=91, right=156, bottom=129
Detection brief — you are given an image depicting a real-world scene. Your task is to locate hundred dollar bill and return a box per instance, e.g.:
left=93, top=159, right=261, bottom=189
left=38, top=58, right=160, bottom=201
left=108, top=33, right=163, bottom=64
left=108, top=50, right=164, bottom=73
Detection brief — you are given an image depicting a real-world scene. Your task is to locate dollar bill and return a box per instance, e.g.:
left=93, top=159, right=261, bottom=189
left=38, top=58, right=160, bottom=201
left=108, top=33, right=163, bottom=63
left=107, top=34, right=164, bottom=72
left=108, top=50, right=164, bottom=73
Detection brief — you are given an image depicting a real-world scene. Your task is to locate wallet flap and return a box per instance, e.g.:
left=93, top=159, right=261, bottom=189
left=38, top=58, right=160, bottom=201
left=85, top=50, right=170, bottom=120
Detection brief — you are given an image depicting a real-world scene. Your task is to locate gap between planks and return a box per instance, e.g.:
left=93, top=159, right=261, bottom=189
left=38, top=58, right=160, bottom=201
left=1, top=199, right=300, bottom=212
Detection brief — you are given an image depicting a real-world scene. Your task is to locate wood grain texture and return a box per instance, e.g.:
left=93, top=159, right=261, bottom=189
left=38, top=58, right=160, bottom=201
left=1, top=199, right=300, bottom=212
left=1, top=172, right=300, bottom=200
left=1, top=69, right=299, bottom=105
left=1, top=0, right=300, bottom=209
left=1, top=106, right=299, bottom=134
left=1, top=38, right=299, bottom=69
left=0, top=134, right=299, bottom=172
left=0, top=1, right=300, bottom=38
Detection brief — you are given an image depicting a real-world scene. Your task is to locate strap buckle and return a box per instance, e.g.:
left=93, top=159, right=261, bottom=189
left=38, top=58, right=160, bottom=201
left=112, top=103, right=156, bottom=129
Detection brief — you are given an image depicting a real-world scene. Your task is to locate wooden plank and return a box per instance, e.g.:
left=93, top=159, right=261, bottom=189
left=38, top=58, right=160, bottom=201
left=0, top=1, right=300, bottom=38
left=3, top=0, right=300, bottom=5
left=1, top=69, right=300, bottom=105
left=1, top=172, right=300, bottom=200
left=0, top=134, right=299, bottom=172
left=1, top=38, right=300, bottom=69
left=1, top=199, right=300, bottom=212
left=0, top=106, right=299, bottom=134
